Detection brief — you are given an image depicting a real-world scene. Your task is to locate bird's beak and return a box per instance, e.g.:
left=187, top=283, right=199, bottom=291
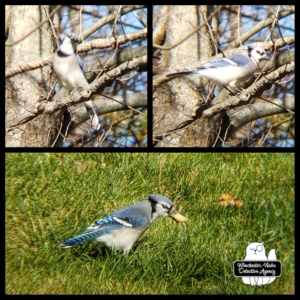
left=169, top=209, right=188, bottom=223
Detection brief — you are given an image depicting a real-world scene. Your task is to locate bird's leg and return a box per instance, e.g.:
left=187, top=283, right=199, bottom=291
left=221, top=85, right=237, bottom=95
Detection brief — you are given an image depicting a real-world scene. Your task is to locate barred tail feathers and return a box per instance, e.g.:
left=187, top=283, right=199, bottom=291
left=60, top=231, right=102, bottom=249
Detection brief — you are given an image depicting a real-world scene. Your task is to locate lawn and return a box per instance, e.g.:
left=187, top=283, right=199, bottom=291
left=5, top=153, right=294, bottom=294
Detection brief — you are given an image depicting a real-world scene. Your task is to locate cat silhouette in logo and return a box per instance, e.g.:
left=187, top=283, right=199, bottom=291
left=242, top=242, right=277, bottom=286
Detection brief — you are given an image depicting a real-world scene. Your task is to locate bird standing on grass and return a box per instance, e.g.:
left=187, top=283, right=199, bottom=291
left=60, top=194, right=187, bottom=254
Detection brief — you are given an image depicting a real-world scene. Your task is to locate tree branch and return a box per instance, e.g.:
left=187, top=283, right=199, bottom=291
left=202, top=61, right=294, bottom=118
left=70, top=92, right=147, bottom=127
left=81, top=5, right=146, bottom=39
left=6, top=55, right=147, bottom=128
left=5, top=30, right=147, bottom=79
left=227, top=7, right=295, bottom=49
left=79, top=28, right=147, bottom=52
left=228, top=97, right=294, bottom=130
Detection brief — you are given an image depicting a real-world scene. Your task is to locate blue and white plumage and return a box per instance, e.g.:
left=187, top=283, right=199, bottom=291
left=168, top=45, right=270, bottom=90
left=60, top=194, right=186, bottom=254
left=52, top=33, right=88, bottom=91
left=52, top=33, right=100, bottom=130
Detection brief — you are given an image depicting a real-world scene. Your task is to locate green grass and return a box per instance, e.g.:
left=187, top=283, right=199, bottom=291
left=5, top=153, right=294, bottom=294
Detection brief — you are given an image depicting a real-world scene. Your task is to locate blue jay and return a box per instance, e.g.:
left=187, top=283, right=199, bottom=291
left=167, top=45, right=270, bottom=92
left=60, top=194, right=187, bottom=254
left=52, top=33, right=100, bottom=130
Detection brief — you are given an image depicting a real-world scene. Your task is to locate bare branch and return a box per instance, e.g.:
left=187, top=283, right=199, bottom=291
left=202, top=61, right=294, bottom=118
left=71, top=92, right=147, bottom=127
left=228, top=97, right=294, bottom=130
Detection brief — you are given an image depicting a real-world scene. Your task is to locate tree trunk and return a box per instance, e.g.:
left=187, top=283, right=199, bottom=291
left=153, top=5, right=221, bottom=147
left=5, top=6, right=60, bottom=147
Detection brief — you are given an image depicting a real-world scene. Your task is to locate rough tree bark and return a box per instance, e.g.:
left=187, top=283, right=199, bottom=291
left=5, top=6, right=59, bottom=147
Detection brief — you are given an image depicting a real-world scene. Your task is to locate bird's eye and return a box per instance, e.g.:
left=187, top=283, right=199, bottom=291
left=162, top=204, right=168, bottom=209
